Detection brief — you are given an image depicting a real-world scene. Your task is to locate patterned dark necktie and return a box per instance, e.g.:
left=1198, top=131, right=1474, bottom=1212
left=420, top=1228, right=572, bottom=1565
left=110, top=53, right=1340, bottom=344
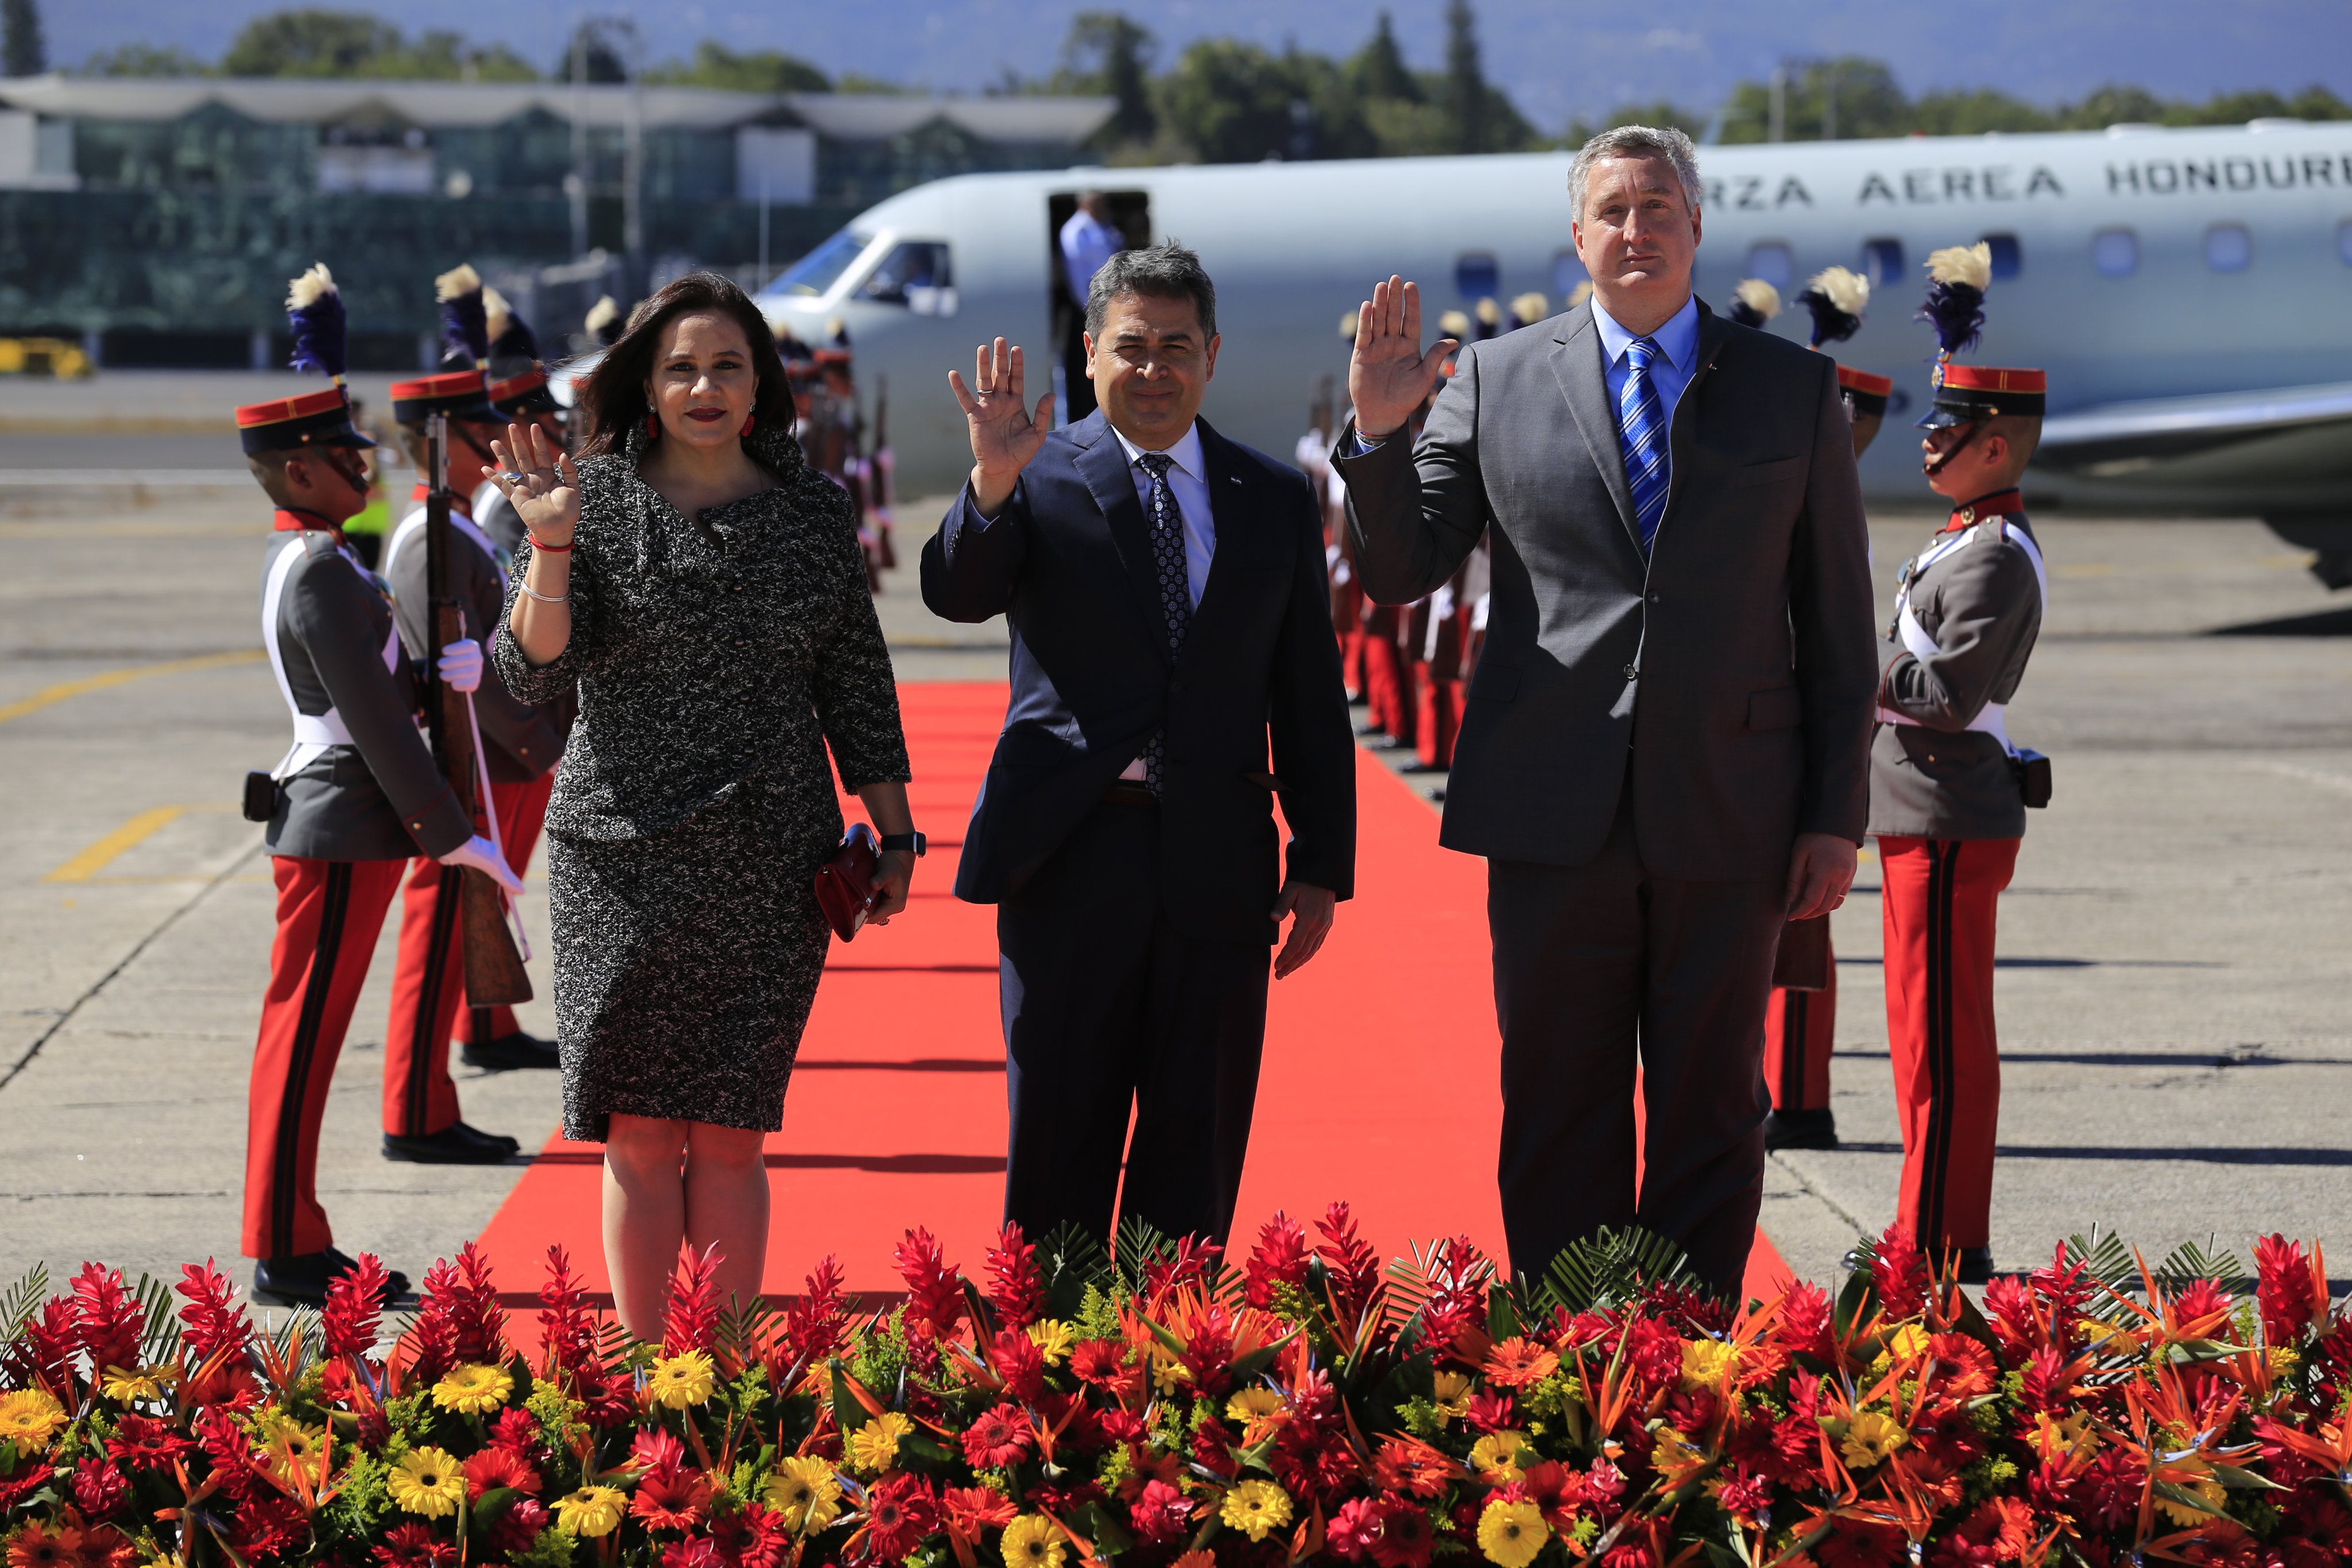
left=1619, top=335, right=1671, bottom=553
left=1136, top=451, right=1191, bottom=793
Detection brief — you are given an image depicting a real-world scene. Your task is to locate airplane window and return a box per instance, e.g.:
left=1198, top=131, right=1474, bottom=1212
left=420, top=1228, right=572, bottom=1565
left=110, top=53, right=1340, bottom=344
left=1744, top=242, right=1793, bottom=289
left=2205, top=223, right=2252, bottom=273
left=1552, top=250, right=1587, bottom=298
left=1860, top=238, right=1904, bottom=289
left=2338, top=220, right=2352, bottom=266
left=860, top=242, right=957, bottom=315
left=1981, top=233, right=2022, bottom=280
left=766, top=228, right=872, bottom=299
left=2092, top=229, right=2138, bottom=278
left=1456, top=253, right=1500, bottom=301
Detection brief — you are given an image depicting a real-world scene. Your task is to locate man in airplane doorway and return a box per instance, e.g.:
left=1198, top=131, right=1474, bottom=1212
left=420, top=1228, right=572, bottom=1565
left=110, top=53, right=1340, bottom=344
left=922, top=243, right=1356, bottom=1252
left=1334, top=125, right=1878, bottom=1298
left=1057, top=192, right=1123, bottom=421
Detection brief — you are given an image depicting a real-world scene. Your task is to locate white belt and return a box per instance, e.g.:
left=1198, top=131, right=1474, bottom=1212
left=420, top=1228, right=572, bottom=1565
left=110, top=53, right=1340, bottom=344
left=1877, top=522, right=2047, bottom=756
left=263, top=536, right=402, bottom=779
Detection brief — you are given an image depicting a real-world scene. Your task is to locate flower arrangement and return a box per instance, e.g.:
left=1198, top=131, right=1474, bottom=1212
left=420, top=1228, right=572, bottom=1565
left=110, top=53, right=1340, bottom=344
left=2, top=1206, right=2348, bottom=1568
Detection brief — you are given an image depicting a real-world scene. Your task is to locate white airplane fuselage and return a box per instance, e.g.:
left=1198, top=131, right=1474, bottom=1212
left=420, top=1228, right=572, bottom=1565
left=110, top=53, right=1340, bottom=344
left=759, top=122, right=2352, bottom=561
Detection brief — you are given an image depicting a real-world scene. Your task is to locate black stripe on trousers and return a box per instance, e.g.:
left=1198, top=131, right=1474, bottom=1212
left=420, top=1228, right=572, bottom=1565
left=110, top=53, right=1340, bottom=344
left=1920, top=841, right=1961, bottom=1249
left=403, top=865, right=463, bottom=1136
left=1778, top=990, right=1811, bottom=1108
left=272, top=861, right=352, bottom=1259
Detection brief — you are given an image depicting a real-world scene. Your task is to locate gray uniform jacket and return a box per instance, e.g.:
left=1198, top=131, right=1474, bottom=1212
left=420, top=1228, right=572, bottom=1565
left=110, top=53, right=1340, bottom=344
left=1335, top=300, right=1879, bottom=882
left=384, top=498, right=564, bottom=783
left=262, top=531, right=473, bottom=861
left=1867, top=510, right=2044, bottom=841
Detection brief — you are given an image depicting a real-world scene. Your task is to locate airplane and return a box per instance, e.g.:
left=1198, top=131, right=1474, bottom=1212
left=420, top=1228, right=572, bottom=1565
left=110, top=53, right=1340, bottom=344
left=752, top=119, right=2352, bottom=584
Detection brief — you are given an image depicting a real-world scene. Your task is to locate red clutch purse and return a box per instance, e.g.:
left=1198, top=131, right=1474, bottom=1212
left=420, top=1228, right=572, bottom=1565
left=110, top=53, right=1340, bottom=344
left=814, top=822, right=882, bottom=941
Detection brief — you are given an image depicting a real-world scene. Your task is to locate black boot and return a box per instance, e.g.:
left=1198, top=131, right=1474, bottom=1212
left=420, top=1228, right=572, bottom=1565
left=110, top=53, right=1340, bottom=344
left=461, top=1030, right=561, bottom=1072
left=1954, top=1247, right=1995, bottom=1286
left=383, top=1120, right=523, bottom=1164
left=253, top=1248, right=411, bottom=1308
left=1763, top=1107, right=1839, bottom=1152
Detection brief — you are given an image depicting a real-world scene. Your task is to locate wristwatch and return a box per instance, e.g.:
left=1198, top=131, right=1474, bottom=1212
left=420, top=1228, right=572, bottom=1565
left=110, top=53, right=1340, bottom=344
left=879, top=831, right=927, bottom=857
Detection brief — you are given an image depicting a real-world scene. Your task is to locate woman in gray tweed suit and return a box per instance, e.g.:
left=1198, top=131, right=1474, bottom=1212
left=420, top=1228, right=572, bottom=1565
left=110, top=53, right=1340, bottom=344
left=488, top=273, right=917, bottom=1334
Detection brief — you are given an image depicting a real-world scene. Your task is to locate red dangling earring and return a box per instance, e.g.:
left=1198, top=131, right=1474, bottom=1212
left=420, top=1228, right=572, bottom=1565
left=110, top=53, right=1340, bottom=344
left=740, top=412, right=755, bottom=438
left=644, top=413, right=660, bottom=439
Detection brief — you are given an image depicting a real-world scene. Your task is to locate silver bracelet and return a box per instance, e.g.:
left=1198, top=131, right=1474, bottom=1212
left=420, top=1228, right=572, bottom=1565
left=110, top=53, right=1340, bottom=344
left=517, top=580, right=570, bottom=605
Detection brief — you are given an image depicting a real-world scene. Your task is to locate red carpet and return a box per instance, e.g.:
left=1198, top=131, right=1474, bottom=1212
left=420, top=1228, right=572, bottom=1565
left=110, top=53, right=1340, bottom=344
left=473, top=682, right=1790, bottom=1307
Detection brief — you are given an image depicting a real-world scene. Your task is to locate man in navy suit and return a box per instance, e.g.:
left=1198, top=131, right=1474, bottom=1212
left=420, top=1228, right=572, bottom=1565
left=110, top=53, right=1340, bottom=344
left=922, top=243, right=1355, bottom=1249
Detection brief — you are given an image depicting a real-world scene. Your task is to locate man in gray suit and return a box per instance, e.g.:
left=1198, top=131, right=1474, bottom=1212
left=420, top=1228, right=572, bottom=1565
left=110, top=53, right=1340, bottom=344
left=1335, top=125, right=1877, bottom=1296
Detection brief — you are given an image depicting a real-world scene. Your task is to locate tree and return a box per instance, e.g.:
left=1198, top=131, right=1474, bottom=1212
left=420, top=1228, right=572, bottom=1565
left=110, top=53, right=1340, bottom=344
left=1348, top=10, right=1417, bottom=103
left=1061, top=12, right=1156, bottom=144
left=1564, top=100, right=1707, bottom=147
left=222, top=10, right=400, bottom=76
left=645, top=41, right=830, bottom=94
left=562, top=21, right=630, bottom=84
left=1908, top=88, right=2054, bottom=137
left=3, top=0, right=42, bottom=78
left=1439, top=0, right=1484, bottom=153
left=78, top=44, right=209, bottom=76
left=1716, top=57, right=1908, bottom=142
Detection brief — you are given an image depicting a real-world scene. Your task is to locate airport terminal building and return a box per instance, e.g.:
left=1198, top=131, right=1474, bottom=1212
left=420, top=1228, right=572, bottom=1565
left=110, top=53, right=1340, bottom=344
left=0, top=75, right=1112, bottom=366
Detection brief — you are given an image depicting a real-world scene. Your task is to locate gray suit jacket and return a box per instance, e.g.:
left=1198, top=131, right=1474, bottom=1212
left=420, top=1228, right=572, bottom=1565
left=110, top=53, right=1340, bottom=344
left=1335, top=300, right=1877, bottom=882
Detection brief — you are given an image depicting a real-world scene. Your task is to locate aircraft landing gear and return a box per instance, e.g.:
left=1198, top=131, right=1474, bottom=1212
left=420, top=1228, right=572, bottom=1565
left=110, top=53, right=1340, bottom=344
left=2261, top=513, right=2352, bottom=591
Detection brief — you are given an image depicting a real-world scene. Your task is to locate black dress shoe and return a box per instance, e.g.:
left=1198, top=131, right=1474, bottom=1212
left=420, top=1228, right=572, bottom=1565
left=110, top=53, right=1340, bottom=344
left=1954, top=1247, right=1995, bottom=1286
left=1763, top=1108, right=1839, bottom=1151
left=461, top=1030, right=561, bottom=1072
left=254, top=1249, right=412, bottom=1308
left=383, top=1120, right=523, bottom=1164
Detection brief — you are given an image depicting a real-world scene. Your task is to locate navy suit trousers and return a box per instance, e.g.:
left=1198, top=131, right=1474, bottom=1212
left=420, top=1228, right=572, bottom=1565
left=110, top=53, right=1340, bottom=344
left=998, top=801, right=1270, bottom=1248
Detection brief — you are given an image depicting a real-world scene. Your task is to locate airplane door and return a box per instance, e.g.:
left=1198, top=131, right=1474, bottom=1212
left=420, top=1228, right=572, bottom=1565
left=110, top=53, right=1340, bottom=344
left=1047, top=189, right=1152, bottom=421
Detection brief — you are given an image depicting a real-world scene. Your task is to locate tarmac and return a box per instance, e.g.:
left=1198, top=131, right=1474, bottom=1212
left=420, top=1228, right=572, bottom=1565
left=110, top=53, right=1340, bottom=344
left=1, top=396, right=2347, bottom=1303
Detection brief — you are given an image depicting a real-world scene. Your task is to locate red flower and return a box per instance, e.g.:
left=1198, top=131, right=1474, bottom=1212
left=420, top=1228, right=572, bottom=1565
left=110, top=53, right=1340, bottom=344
left=1328, top=1498, right=1386, bottom=1561
left=489, top=1406, right=546, bottom=1458
left=78, top=1522, right=138, bottom=1568
left=1368, top=1500, right=1433, bottom=1568
left=864, top=1473, right=938, bottom=1561
left=1244, top=1212, right=1312, bottom=1309
left=1870, top=1226, right=1929, bottom=1319
left=1372, top=1438, right=1450, bottom=1499
left=455, top=1446, right=533, bottom=1503
left=2257, top=1234, right=2329, bottom=1346
left=632, top=1426, right=692, bottom=1478
left=1482, top=1335, right=1560, bottom=1388
left=70, top=1456, right=129, bottom=1520
left=893, top=1228, right=964, bottom=1339
left=5, top=1522, right=75, bottom=1568
left=962, top=1406, right=1033, bottom=1469
left=1712, top=1465, right=1773, bottom=1520
left=632, top=1467, right=714, bottom=1531
left=1464, top=1389, right=1517, bottom=1433
left=372, top=1523, right=458, bottom=1568
left=103, top=1414, right=185, bottom=1472
left=942, top=1484, right=1018, bottom=1540
left=711, top=1503, right=794, bottom=1568
left=663, top=1542, right=724, bottom=1568
left=1070, top=1339, right=1129, bottom=1385
left=1927, top=1334, right=1999, bottom=1401
left=490, top=1498, right=551, bottom=1557
left=985, top=1222, right=1047, bottom=1329
left=1126, top=1478, right=1192, bottom=1545
left=988, top=1326, right=1047, bottom=1404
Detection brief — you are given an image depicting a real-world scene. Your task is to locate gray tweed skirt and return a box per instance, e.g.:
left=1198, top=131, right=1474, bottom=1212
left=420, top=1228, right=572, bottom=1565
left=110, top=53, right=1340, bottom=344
left=548, top=782, right=837, bottom=1143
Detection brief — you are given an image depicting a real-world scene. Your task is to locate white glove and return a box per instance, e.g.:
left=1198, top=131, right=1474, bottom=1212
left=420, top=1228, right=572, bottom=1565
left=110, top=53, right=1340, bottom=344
left=437, top=638, right=483, bottom=694
left=438, top=833, right=523, bottom=895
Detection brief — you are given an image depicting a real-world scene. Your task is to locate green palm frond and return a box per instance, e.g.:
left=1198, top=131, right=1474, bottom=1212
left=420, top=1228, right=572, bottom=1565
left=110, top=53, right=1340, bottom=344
left=1032, top=1221, right=1112, bottom=1321
left=1111, top=1215, right=1175, bottom=1295
left=0, top=1265, right=49, bottom=1341
left=2154, top=1236, right=2246, bottom=1296
left=133, top=1272, right=180, bottom=1364
left=2064, top=1226, right=2140, bottom=1320
left=1536, top=1226, right=1703, bottom=1316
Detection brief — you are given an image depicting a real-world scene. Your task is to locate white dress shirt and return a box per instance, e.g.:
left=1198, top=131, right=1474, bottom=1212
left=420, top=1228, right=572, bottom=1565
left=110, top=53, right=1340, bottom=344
left=1059, top=209, right=1121, bottom=303
left=1112, top=419, right=1215, bottom=780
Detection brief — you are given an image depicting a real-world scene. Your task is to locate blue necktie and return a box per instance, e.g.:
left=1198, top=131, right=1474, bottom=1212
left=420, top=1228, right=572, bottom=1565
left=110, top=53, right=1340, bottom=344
left=1619, top=335, right=1671, bottom=553
left=1136, top=452, right=1192, bottom=793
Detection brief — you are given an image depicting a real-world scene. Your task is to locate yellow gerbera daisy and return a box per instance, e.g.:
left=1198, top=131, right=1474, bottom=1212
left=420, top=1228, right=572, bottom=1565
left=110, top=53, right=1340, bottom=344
left=1886, top=1323, right=1931, bottom=1360
left=553, top=1484, right=629, bottom=1538
left=432, top=1361, right=515, bottom=1416
left=1477, top=1497, right=1549, bottom=1568
left=255, top=1411, right=330, bottom=1476
left=847, top=1409, right=913, bottom=1473
left=646, top=1349, right=717, bottom=1410
left=1001, top=1513, right=1067, bottom=1568
left=1468, top=1429, right=1529, bottom=1481
left=99, top=1365, right=173, bottom=1404
left=0, top=1389, right=67, bottom=1453
left=1027, top=1318, right=1076, bottom=1365
left=1225, top=1386, right=1286, bottom=1424
left=1838, top=1411, right=1909, bottom=1469
left=762, top=1455, right=844, bottom=1534
left=1680, top=1336, right=1740, bottom=1391
left=386, top=1446, right=467, bottom=1517
left=1219, top=1479, right=1294, bottom=1543
left=2154, top=1474, right=2227, bottom=1528
left=1430, top=1370, right=1473, bottom=1419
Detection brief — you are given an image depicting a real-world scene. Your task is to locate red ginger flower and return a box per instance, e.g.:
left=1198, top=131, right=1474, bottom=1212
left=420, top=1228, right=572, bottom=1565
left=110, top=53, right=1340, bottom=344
left=781, top=1255, right=852, bottom=1370
left=408, top=1257, right=466, bottom=1381
left=1870, top=1225, right=1929, bottom=1319
left=963, top=1404, right=1033, bottom=1469
left=1244, top=1211, right=1312, bottom=1309
left=462, top=1445, right=540, bottom=1499
left=174, top=1260, right=251, bottom=1361
left=1326, top=1497, right=1382, bottom=1562
left=537, top=1244, right=600, bottom=1375
left=1127, top=1478, right=1192, bottom=1544
left=490, top=1498, right=551, bottom=1557
left=71, top=1456, right=129, bottom=1519
left=663, top=1542, right=724, bottom=1568
left=71, top=1264, right=145, bottom=1378
left=894, top=1227, right=964, bottom=1338
left=1318, top=1202, right=1384, bottom=1327
left=988, top=1325, right=1047, bottom=1403
left=1415, top=1236, right=1489, bottom=1364
left=489, top=1404, right=546, bottom=1459
left=985, top=1222, right=1047, bottom=1329
left=2257, top=1234, right=2330, bottom=1346
left=320, top=1253, right=392, bottom=1357
left=663, top=1240, right=722, bottom=1356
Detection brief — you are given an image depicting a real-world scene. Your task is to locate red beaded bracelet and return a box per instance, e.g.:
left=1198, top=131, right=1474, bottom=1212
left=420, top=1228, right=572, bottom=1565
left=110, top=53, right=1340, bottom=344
left=526, top=535, right=573, bottom=553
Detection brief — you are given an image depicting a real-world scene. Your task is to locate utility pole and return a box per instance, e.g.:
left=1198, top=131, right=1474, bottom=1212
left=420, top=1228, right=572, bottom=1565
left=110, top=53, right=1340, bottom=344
left=1769, top=65, right=1786, bottom=144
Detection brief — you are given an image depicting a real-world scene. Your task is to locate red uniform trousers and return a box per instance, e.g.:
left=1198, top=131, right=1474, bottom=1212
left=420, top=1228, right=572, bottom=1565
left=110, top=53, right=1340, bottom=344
left=459, top=770, right=552, bottom=1048
left=1414, top=666, right=1460, bottom=766
left=1878, top=835, right=2020, bottom=1252
left=1762, top=943, right=1836, bottom=1112
left=243, top=857, right=405, bottom=1260
left=1359, top=607, right=1411, bottom=744
left=384, top=771, right=551, bottom=1134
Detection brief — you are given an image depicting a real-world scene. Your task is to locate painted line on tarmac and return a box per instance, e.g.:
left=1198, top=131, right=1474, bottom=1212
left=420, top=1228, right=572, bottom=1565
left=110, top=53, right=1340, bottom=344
left=0, top=649, right=262, bottom=727
left=1, top=839, right=266, bottom=1096
left=42, top=803, right=236, bottom=884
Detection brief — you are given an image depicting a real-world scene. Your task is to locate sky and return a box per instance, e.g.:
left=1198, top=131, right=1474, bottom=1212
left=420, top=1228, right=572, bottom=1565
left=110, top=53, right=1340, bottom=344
left=44, top=0, right=2352, bottom=133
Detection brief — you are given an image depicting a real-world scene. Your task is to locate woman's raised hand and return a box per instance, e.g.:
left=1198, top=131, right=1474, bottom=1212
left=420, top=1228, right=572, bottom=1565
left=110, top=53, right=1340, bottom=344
left=949, top=337, right=1054, bottom=516
left=485, top=420, right=582, bottom=548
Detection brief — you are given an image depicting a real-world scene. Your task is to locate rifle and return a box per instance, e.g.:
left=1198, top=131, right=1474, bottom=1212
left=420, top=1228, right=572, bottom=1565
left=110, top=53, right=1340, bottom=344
left=423, top=412, right=533, bottom=1005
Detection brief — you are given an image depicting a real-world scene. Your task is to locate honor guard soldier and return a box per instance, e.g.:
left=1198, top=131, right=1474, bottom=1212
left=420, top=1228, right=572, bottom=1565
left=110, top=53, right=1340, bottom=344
left=241, top=265, right=524, bottom=1305
left=380, top=266, right=566, bottom=1104
left=1764, top=266, right=1884, bottom=1152
left=1872, top=242, right=2051, bottom=1282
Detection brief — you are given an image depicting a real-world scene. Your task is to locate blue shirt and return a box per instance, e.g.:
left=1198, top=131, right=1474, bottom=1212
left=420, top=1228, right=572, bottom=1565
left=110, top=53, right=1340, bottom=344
left=1591, top=292, right=1702, bottom=446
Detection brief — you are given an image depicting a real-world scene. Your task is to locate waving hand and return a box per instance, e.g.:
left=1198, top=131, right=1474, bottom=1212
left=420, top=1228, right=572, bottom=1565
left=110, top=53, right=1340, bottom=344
left=1348, top=276, right=1459, bottom=440
left=949, top=337, right=1055, bottom=516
